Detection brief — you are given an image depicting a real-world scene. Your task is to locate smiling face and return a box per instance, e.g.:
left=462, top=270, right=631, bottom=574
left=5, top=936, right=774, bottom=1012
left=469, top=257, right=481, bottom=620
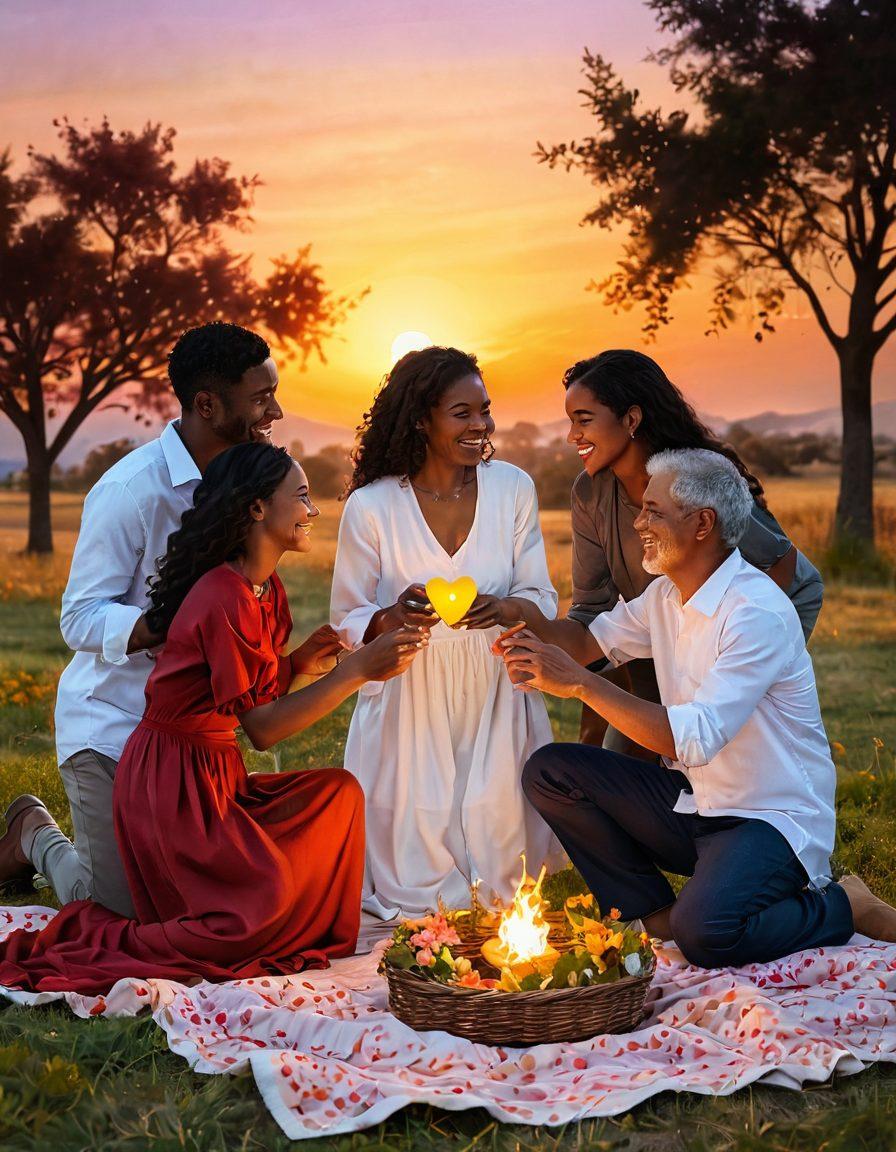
left=259, top=460, right=319, bottom=555
left=419, top=373, right=495, bottom=468
left=204, top=356, right=284, bottom=446
left=634, top=472, right=710, bottom=576
left=565, top=382, right=640, bottom=476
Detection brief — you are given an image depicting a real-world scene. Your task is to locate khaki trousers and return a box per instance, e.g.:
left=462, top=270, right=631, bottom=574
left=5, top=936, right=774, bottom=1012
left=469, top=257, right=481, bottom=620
left=30, top=748, right=135, bottom=917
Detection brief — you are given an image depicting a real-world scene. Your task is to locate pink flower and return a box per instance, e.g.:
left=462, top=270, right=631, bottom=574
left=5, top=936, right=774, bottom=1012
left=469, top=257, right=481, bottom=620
left=415, top=948, right=435, bottom=967
left=424, top=915, right=461, bottom=947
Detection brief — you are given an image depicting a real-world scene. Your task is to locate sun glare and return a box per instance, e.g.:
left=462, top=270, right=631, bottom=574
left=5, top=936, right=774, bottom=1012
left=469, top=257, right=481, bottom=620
left=390, top=331, right=433, bottom=365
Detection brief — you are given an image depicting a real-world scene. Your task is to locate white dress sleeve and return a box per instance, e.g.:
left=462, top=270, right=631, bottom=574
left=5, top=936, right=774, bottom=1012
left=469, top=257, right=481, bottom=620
left=330, top=490, right=384, bottom=650
left=508, top=470, right=558, bottom=620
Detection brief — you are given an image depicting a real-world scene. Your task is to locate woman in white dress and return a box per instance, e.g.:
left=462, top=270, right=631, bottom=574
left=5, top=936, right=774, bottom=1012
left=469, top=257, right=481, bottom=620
left=331, top=346, right=563, bottom=919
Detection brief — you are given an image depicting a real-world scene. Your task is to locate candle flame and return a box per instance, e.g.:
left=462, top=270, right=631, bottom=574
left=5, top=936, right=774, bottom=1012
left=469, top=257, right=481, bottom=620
left=497, top=855, right=549, bottom=963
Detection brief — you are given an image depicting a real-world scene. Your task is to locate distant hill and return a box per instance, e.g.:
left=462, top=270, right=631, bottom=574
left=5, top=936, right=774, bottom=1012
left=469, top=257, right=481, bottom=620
left=2, top=399, right=895, bottom=469
left=0, top=409, right=356, bottom=469
left=536, top=401, right=896, bottom=444
left=718, top=400, right=896, bottom=440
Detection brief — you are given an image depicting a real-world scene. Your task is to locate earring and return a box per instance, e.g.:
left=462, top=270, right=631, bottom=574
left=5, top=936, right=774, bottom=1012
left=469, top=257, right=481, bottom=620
left=630, top=429, right=636, bottom=439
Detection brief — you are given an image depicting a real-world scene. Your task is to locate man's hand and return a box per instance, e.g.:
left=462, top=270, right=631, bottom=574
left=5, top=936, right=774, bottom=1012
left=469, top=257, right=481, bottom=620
left=499, top=630, right=587, bottom=698
left=291, top=625, right=348, bottom=677
left=127, top=614, right=164, bottom=655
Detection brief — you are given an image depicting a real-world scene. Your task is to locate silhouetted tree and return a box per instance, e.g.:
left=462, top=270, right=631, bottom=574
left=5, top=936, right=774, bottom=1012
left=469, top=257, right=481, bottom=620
left=306, top=443, right=352, bottom=498
left=76, top=438, right=139, bottom=489
left=0, top=120, right=362, bottom=552
left=538, top=0, right=895, bottom=549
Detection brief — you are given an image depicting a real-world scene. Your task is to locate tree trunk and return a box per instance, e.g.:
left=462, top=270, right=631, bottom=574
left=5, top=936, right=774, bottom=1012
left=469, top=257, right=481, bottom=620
left=834, top=340, right=876, bottom=545
left=25, top=450, right=54, bottom=554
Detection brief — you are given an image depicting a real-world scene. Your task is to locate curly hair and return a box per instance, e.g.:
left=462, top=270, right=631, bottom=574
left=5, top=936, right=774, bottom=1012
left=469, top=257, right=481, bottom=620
left=168, top=322, right=270, bottom=410
left=564, top=349, right=768, bottom=510
left=345, top=346, right=492, bottom=495
left=146, top=442, right=294, bottom=636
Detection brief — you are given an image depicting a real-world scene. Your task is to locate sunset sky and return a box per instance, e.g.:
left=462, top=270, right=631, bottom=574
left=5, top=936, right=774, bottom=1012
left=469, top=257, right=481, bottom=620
left=3, top=0, right=894, bottom=433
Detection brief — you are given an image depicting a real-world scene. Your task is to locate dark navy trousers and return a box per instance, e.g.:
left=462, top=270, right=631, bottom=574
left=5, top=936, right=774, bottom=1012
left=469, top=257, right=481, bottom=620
left=522, top=744, right=854, bottom=969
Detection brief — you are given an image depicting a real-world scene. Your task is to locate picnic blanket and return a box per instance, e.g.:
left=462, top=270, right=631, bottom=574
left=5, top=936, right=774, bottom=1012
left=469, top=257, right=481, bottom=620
left=2, top=906, right=895, bottom=1139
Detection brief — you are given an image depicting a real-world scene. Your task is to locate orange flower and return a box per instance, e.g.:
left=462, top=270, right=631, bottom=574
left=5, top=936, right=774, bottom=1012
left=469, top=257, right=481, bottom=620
left=609, top=907, right=621, bottom=920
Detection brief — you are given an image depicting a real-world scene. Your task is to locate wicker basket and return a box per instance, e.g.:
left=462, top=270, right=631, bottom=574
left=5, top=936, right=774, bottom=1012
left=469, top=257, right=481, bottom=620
left=385, top=961, right=654, bottom=1046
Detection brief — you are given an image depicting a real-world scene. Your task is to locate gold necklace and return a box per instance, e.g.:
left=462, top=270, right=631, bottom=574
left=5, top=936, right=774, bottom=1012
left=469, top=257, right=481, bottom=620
left=410, top=471, right=475, bottom=502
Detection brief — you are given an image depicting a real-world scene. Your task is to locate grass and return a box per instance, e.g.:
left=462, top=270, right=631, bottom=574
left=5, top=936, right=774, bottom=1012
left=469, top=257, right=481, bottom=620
left=0, top=478, right=894, bottom=1149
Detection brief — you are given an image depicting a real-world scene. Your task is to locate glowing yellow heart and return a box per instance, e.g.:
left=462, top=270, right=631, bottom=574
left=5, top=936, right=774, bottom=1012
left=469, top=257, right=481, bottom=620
left=425, top=576, right=478, bottom=627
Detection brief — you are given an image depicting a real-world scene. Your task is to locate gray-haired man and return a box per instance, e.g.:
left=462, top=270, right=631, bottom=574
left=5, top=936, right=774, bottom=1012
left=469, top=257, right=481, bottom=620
left=495, top=448, right=896, bottom=968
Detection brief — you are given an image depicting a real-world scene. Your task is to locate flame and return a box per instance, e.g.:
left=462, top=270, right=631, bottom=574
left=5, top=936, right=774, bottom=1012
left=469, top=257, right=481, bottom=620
left=497, top=856, right=550, bottom=963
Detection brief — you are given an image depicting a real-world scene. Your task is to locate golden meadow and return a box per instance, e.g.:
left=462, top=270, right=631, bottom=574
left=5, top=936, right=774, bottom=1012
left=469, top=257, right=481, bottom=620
left=0, top=475, right=894, bottom=900
left=0, top=476, right=893, bottom=1149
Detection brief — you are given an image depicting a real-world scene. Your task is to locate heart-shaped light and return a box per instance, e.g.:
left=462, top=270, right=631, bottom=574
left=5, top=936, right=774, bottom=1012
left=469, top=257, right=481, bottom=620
left=425, top=576, right=478, bottom=627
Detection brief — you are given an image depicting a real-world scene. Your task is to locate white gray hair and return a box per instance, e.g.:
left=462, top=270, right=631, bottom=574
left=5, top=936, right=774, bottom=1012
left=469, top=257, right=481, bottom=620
left=646, top=448, right=753, bottom=548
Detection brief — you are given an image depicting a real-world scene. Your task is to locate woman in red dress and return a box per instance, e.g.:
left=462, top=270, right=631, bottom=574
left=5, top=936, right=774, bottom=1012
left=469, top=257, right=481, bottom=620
left=0, top=443, right=425, bottom=994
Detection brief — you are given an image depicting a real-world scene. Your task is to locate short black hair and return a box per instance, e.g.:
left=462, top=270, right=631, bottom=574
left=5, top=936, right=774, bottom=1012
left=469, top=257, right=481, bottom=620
left=168, top=322, right=271, bottom=409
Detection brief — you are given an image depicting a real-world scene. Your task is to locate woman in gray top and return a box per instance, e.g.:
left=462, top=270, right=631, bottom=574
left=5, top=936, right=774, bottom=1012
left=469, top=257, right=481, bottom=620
left=562, top=350, right=823, bottom=752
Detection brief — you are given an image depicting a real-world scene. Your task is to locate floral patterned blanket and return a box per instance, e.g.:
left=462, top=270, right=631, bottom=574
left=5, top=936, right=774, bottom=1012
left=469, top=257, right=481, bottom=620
left=2, top=906, right=895, bottom=1139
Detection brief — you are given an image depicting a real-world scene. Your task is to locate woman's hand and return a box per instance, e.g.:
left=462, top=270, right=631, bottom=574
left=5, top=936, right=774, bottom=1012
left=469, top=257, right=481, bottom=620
left=383, top=584, right=438, bottom=631
left=291, top=625, right=347, bottom=677
left=345, top=625, right=428, bottom=682
left=499, top=630, right=586, bottom=698
left=456, top=595, right=522, bottom=630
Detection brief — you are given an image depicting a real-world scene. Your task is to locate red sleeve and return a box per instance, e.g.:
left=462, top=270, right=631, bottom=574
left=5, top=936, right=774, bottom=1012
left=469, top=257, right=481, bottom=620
left=196, top=584, right=281, bottom=715
left=270, top=573, right=296, bottom=695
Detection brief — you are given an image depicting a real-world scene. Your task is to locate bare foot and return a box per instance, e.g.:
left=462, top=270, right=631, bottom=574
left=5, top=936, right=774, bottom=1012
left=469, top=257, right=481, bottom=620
left=839, top=875, right=896, bottom=943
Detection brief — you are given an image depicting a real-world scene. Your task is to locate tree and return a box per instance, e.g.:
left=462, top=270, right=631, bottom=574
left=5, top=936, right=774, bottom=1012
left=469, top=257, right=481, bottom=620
left=493, top=421, right=544, bottom=477
left=537, top=0, right=895, bottom=548
left=302, top=443, right=353, bottom=498
left=0, top=120, right=363, bottom=552
left=75, top=438, right=139, bottom=490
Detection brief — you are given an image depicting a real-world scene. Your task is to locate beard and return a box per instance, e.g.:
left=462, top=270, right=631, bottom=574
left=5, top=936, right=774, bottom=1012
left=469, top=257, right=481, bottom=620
left=641, top=539, right=674, bottom=575
left=211, top=409, right=253, bottom=445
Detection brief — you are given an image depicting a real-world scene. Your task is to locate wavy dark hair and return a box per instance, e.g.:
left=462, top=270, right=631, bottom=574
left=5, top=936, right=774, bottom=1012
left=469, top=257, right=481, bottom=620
left=345, top=346, right=493, bottom=495
left=564, top=349, right=768, bottom=510
left=146, top=442, right=294, bottom=636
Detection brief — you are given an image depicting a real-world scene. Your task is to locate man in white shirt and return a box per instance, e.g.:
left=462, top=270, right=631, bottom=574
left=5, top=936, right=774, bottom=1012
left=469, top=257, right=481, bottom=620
left=0, top=322, right=284, bottom=913
left=498, top=448, right=896, bottom=967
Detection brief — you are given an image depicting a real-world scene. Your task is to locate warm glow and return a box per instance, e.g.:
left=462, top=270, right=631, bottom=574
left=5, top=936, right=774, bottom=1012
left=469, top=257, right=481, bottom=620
left=390, top=331, right=433, bottom=365
left=497, top=857, right=550, bottom=963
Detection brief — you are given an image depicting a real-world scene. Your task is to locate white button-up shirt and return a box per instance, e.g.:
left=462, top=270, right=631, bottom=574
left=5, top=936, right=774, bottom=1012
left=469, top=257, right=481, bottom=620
left=589, top=549, right=837, bottom=889
left=54, top=422, right=201, bottom=764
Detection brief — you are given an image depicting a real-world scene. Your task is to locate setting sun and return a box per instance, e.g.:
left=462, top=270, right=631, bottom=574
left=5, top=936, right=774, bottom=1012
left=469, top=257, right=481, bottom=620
left=390, top=331, right=433, bottom=365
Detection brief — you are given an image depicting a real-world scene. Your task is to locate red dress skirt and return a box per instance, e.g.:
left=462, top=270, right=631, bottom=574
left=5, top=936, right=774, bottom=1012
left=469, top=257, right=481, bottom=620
left=0, top=565, right=364, bottom=994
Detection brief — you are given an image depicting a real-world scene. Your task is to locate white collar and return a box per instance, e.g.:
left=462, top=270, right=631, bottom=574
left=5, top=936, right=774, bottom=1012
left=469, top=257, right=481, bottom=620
left=160, top=421, right=201, bottom=489
left=682, top=549, right=742, bottom=617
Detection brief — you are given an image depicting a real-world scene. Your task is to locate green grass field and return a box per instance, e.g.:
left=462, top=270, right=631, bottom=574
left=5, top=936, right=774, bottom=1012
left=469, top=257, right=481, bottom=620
left=0, top=481, right=894, bottom=1150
